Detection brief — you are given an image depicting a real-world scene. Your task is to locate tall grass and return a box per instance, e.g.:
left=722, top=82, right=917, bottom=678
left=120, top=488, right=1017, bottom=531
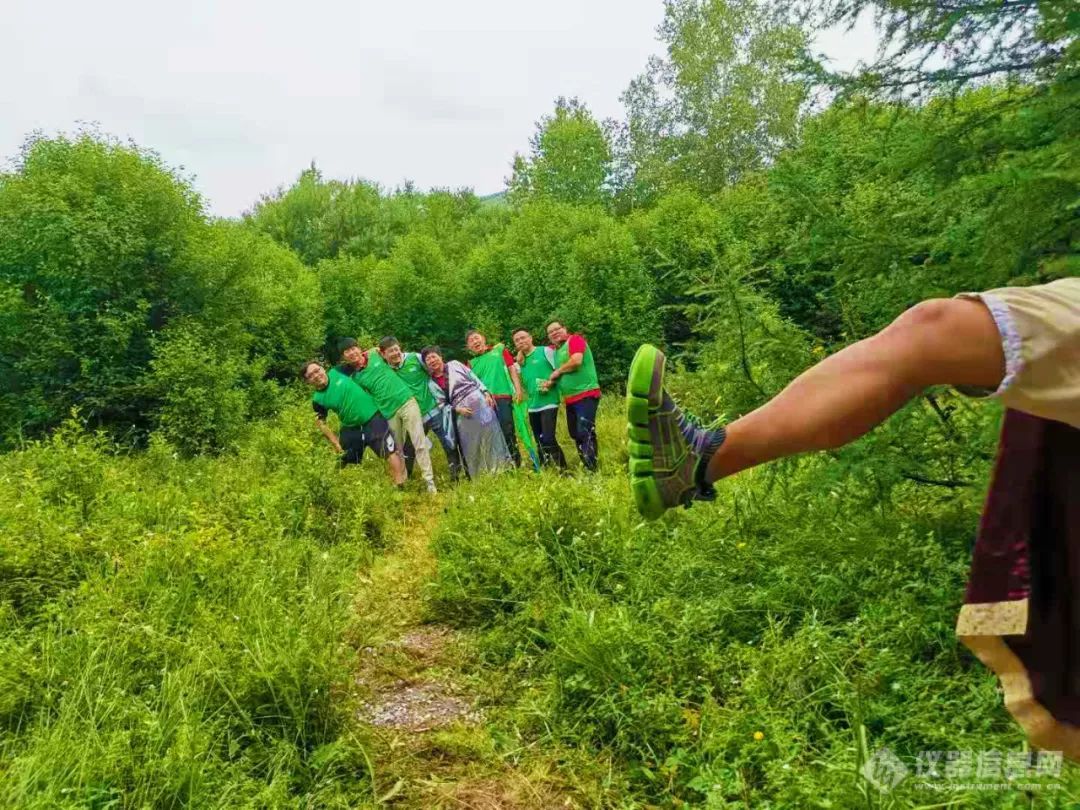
left=430, top=409, right=1079, bottom=807
left=0, top=409, right=396, bottom=808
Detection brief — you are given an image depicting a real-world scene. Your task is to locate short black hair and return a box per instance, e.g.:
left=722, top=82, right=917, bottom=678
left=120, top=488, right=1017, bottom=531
left=299, top=360, right=321, bottom=380
left=465, top=329, right=482, bottom=340
left=378, top=335, right=400, bottom=351
left=337, top=337, right=358, bottom=356
left=511, top=327, right=531, bottom=338
left=420, top=345, right=443, bottom=363
left=545, top=319, right=564, bottom=331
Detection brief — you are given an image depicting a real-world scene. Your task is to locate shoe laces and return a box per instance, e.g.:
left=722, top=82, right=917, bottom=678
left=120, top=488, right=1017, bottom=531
left=664, top=393, right=723, bottom=452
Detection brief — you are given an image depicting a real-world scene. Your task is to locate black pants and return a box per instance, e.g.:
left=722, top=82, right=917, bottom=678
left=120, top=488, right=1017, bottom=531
left=339, top=426, right=366, bottom=467
left=494, top=398, right=521, bottom=467
left=566, top=396, right=599, bottom=471
left=528, top=408, right=567, bottom=469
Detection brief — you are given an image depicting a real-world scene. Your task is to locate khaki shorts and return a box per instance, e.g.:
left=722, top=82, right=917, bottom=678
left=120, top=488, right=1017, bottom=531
left=956, top=277, right=1080, bottom=428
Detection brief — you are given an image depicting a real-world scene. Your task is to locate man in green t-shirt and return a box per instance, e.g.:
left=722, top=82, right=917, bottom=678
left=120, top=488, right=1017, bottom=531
left=541, top=320, right=601, bottom=471
left=512, top=327, right=567, bottom=469
left=465, top=329, right=525, bottom=467
left=378, top=336, right=463, bottom=482
left=338, top=339, right=437, bottom=494
left=300, top=360, right=406, bottom=486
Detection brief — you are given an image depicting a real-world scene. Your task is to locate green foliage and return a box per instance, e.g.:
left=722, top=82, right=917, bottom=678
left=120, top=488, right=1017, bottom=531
left=461, top=201, right=659, bottom=384
left=0, top=409, right=395, bottom=807
left=146, top=323, right=252, bottom=455
left=0, top=135, right=322, bottom=451
left=508, top=97, right=614, bottom=207
left=617, top=0, right=808, bottom=204
left=0, top=134, right=201, bottom=442
left=816, top=0, right=1080, bottom=96
left=366, top=232, right=468, bottom=349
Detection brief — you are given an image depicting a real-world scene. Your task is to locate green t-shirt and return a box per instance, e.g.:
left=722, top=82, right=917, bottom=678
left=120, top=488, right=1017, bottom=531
left=469, top=343, right=514, bottom=398
left=554, top=336, right=600, bottom=401
left=311, top=367, right=379, bottom=427
left=520, top=346, right=561, bottom=411
left=392, top=352, right=437, bottom=415
left=347, top=351, right=414, bottom=417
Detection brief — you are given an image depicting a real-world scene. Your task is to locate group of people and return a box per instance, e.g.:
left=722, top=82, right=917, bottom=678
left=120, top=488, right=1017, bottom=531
left=299, top=320, right=602, bottom=491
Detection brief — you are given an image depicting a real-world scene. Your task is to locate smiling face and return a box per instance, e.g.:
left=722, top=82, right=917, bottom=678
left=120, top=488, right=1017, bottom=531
left=302, top=362, right=328, bottom=390
left=466, top=332, right=486, bottom=355
left=512, top=330, right=534, bottom=354
left=342, top=345, right=365, bottom=367
left=381, top=342, right=404, bottom=367
left=424, top=351, right=445, bottom=376
left=546, top=321, right=568, bottom=346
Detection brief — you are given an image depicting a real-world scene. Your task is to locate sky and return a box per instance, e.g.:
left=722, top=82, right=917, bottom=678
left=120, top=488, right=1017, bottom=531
left=1, top=0, right=878, bottom=218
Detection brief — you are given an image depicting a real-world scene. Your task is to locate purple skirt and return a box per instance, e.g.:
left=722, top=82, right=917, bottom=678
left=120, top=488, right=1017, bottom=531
left=957, top=409, right=1080, bottom=761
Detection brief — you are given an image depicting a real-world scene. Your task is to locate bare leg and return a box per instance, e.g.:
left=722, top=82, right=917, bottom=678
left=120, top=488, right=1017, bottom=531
left=707, top=298, right=1007, bottom=482
left=387, top=452, right=407, bottom=486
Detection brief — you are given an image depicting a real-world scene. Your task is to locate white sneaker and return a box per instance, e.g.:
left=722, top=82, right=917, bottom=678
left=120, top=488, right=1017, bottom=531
left=426, top=481, right=438, bottom=494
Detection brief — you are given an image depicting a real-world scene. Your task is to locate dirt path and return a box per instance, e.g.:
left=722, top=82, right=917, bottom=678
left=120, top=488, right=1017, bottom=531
left=348, top=494, right=569, bottom=809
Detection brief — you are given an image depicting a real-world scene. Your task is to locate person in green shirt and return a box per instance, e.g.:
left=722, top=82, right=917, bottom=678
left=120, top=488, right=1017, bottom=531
left=378, top=336, right=464, bottom=482
left=338, top=338, right=437, bottom=494
left=512, top=327, right=567, bottom=469
left=300, top=360, right=406, bottom=486
left=465, top=329, right=525, bottom=467
left=540, top=320, right=601, bottom=471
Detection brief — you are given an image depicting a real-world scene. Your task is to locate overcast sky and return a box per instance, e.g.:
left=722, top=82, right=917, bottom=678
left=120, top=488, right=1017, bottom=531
left=1, top=0, right=877, bottom=218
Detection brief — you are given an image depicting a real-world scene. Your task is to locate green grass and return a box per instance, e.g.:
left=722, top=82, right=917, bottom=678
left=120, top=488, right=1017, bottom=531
left=2, top=401, right=1077, bottom=808
left=429, top=409, right=1080, bottom=807
left=0, top=410, right=399, bottom=808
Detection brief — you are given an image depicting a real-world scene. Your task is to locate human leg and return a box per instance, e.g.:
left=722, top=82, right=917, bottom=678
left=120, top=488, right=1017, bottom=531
left=362, top=416, right=406, bottom=486
left=397, top=399, right=436, bottom=492
left=567, top=397, right=599, bottom=471
left=495, top=398, right=521, bottom=467
left=628, top=297, right=1006, bottom=518
left=529, top=408, right=567, bottom=469
left=425, top=408, right=463, bottom=482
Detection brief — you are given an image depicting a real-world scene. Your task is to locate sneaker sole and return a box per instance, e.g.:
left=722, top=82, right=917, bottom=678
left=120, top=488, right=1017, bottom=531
left=626, top=344, right=666, bottom=520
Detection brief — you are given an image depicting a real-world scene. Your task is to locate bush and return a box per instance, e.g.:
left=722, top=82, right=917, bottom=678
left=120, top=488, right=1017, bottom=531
left=0, top=409, right=397, bottom=806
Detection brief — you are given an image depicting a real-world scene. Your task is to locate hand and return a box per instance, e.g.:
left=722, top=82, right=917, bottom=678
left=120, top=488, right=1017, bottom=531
left=332, top=442, right=344, bottom=454
left=456, top=405, right=474, bottom=417
left=539, top=379, right=552, bottom=392
left=514, top=388, right=525, bottom=404
left=484, top=393, right=495, bottom=409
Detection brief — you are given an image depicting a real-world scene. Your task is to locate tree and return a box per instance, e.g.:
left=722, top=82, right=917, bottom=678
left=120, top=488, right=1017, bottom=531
left=508, top=97, right=614, bottom=207
left=0, top=134, right=323, bottom=450
left=616, top=0, right=808, bottom=204
left=460, top=202, right=659, bottom=384
left=814, top=0, right=1080, bottom=97
left=0, top=134, right=202, bottom=442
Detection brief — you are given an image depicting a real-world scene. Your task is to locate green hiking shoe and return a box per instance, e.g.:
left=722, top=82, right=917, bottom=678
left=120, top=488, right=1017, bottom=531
left=626, top=344, right=727, bottom=520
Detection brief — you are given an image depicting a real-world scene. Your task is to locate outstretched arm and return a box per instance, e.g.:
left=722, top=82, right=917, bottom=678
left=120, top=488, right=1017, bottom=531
left=707, top=298, right=1006, bottom=482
